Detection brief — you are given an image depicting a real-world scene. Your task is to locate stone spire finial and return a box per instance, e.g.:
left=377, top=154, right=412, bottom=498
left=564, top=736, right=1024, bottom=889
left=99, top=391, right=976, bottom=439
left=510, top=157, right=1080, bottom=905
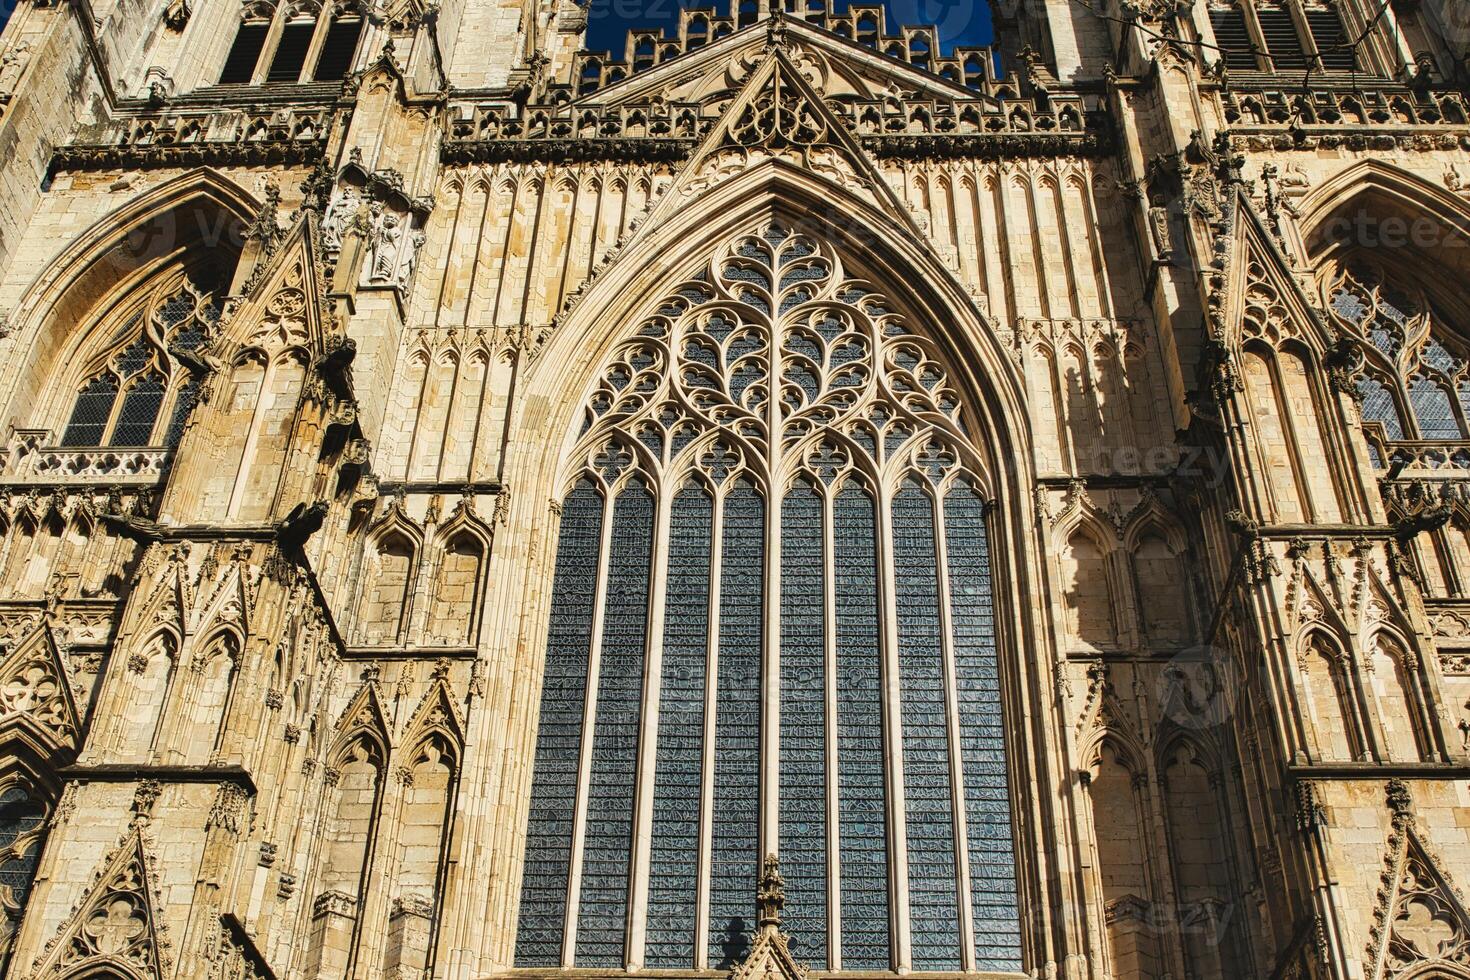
left=757, top=853, right=785, bottom=933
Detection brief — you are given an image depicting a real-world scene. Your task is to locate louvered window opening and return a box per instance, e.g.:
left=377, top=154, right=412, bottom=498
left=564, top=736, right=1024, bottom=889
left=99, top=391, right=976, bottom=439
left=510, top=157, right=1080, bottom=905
left=515, top=226, right=1021, bottom=974
left=1305, top=9, right=1355, bottom=70
left=1256, top=7, right=1309, bottom=70
left=314, top=17, right=363, bottom=80
left=219, top=22, right=269, bottom=83
left=1208, top=7, right=1256, bottom=70
left=219, top=2, right=364, bottom=85
left=60, top=275, right=223, bottom=449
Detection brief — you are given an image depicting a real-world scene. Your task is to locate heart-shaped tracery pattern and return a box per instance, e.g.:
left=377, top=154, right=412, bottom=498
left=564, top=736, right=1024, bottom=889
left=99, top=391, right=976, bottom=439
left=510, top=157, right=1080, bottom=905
left=571, top=225, right=976, bottom=495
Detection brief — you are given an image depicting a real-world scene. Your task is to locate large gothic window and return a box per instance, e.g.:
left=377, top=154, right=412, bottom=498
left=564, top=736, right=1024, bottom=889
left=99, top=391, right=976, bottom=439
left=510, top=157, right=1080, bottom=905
left=515, top=226, right=1022, bottom=973
left=0, top=779, right=50, bottom=970
left=58, top=273, right=222, bottom=450
left=1329, top=259, right=1470, bottom=456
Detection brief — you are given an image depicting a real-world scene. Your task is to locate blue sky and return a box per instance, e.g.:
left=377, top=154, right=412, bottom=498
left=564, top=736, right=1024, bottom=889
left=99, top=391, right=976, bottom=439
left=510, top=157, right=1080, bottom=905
left=585, top=0, right=996, bottom=54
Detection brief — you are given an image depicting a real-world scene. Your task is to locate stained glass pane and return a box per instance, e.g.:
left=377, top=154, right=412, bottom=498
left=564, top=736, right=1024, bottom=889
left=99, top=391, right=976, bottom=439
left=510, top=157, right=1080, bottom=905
left=114, top=339, right=153, bottom=378
left=646, top=489, right=713, bottom=969
left=892, top=483, right=961, bottom=970
left=60, top=376, right=119, bottom=447
left=0, top=786, right=44, bottom=910
left=834, top=486, right=890, bottom=970
left=110, top=373, right=165, bottom=446
left=945, top=489, right=1021, bottom=970
left=1408, top=378, right=1461, bottom=439
left=577, top=484, right=654, bottom=967
left=780, top=484, right=826, bottom=967
left=710, top=484, right=763, bottom=968
left=516, top=483, right=604, bottom=967
left=1356, top=376, right=1404, bottom=440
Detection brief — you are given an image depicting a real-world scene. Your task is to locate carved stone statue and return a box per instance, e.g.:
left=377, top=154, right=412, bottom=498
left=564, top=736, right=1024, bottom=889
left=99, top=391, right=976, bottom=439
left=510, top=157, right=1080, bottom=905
left=368, top=209, right=403, bottom=284
left=396, top=231, right=425, bottom=291
left=321, top=187, right=359, bottom=254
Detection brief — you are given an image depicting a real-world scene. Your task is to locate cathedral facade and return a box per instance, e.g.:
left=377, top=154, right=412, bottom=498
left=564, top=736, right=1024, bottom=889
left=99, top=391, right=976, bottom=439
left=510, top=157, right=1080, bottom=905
left=0, top=0, right=1467, bottom=977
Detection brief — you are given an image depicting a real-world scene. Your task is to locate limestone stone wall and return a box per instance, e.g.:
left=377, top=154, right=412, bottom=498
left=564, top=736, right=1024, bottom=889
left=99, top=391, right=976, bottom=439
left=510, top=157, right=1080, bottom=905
left=0, top=0, right=1465, bottom=978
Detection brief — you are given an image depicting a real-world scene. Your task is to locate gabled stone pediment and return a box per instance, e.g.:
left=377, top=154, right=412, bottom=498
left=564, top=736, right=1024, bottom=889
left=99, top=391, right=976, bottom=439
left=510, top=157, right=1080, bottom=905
left=223, top=214, right=332, bottom=361
left=0, top=623, right=82, bottom=757
left=579, top=14, right=994, bottom=112
left=25, top=826, right=169, bottom=980
left=636, top=46, right=923, bottom=244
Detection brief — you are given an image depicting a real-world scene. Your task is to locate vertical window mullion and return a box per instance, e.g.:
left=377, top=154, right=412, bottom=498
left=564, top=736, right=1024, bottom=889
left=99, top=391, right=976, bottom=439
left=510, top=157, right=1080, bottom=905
left=514, top=482, right=605, bottom=968
left=694, top=486, right=724, bottom=970
left=252, top=11, right=288, bottom=84
left=300, top=10, right=333, bottom=82
left=823, top=487, right=842, bottom=970
left=576, top=481, right=653, bottom=968
left=645, top=486, right=712, bottom=969
left=562, top=486, right=617, bottom=966
left=931, top=489, right=977, bottom=972
left=875, top=488, right=911, bottom=970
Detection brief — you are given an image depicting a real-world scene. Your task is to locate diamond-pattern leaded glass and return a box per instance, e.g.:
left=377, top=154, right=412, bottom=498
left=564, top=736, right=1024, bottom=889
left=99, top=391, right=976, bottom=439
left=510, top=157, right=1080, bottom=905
left=0, top=785, right=48, bottom=928
left=646, top=488, right=713, bottom=968
left=60, top=376, right=119, bottom=447
left=110, top=373, right=166, bottom=447
left=1330, top=261, right=1470, bottom=447
left=517, top=224, right=1021, bottom=973
left=577, top=483, right=654, bottom=967
left=515, top=482, right=603, bottom=967
left=57, top=280, right=223, bottom=449
left=780, top=483, right=826, bottom=967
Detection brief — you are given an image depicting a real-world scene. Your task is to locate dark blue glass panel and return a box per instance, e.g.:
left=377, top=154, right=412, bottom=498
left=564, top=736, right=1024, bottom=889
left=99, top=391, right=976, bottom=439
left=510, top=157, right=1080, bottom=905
left=577, top=484, right=654, bottom=967
left=834, top=487, right=890, bottom=970
left=711, top=484, right=763, bottom=968
left=516, top=483, right=604, bottom=967
left=1356, top=376, right=1404, bottom=440
left=944, top=490, right=1021, bottom=971
left=1408, top=377, right=1461, bottom=439
left=110, top=373, right=165, bottom=446
left=892, top=484, right=961, bottom=970
left=780, top=485, right=826, bottom=967
left=61, top=376, right=118, bottom=447
left=647, top=489, right=713, bottom=969
left=0, top=786, right=45, bottom=908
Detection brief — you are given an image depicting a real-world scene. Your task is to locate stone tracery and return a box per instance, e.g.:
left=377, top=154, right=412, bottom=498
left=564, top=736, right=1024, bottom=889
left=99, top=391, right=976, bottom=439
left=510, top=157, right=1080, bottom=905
left=520, top=222, right=1019, bottom=973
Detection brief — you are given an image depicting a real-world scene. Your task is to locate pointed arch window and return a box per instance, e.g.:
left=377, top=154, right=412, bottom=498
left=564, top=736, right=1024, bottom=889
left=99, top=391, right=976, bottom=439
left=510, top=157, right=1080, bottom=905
left=59, top=274, right=223, bottom=450
left=515, top=225, right=1022, bottom=973
left=1328, top=259, right=1470, bottom=451
left=0, top=777, right=51, bottom=969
